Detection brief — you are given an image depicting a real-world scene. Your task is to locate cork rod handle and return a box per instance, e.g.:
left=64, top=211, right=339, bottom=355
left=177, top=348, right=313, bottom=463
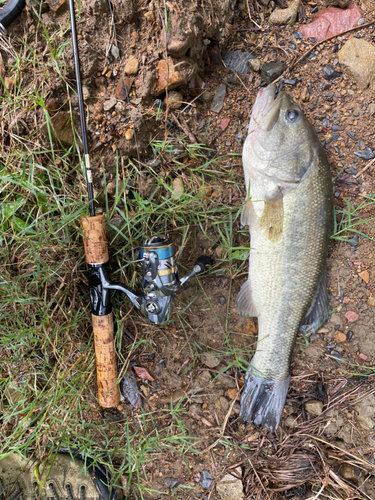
left=81, top=214, right=120, bottom=408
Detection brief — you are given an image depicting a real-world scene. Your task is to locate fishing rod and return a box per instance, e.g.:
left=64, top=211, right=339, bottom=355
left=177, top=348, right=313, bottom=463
left=68, top=0, right=212, bottom=408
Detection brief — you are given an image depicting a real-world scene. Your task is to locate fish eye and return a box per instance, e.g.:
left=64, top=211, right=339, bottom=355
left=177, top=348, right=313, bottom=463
left=286, top=109, right=299, bottom=122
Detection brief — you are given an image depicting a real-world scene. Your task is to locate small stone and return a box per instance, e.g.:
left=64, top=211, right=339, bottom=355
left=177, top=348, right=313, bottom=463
left=4, top=76, right=16, bottom=91
left=219, top=295, right=226, bottom=306
left=124, top=56, right=139, bottom=75
left=201, top=471, right=212, bottom=490
left=269, top=0, right=300, bottom=27
left=219, top=396, right=229, bottom=411
left=334, top=330, right=346, bottom=343
left=367, top=297, right=375, bottom=307
left=219, top=118, right=230, bottom=131
left=125, top=129, right=134, bottom=141
left=40, top=111, right=79, bottom=147
left=332, top=124, right=342, bottom=131
left=367, top=103, right=375, bottom=116
left=344, top=168, right=356, bottom=175
left=359, top=353, right=368, bottom=361
left=211, top=84, right=226, bottom=113
left=323, top=65, right=342, bottom=80
left=282, top=78, right=296, bottom=85
left=201, top=90, right=213, bottom=102
left=338, top=39, right=375, bottom=90
left=222, top=50, right=256, bottom=74
left=46, top=0, right=66, bottom=12
left=144, top=11, right=155, bottom=22
left=331, top=351, right=344, bottom=364
left=354, top=148, right=374, bottom=160
left=300, top=87, right=309, bottom=101
left=248, top=59, right=261, bottom=72
left=156, top=59, right=186, bottom=95
left=172, top=177, right=184, bottom=199
left=103, top=99, right=116, bottom=112
left=340, top=463, right=356, bottom=480
left=260, top=61, right=286, bottom=84
left=189, top=403, right=201, bottom=415
left=200, top=352, right=221, bottom=368
left=293, top=31, right=303, bottom=39
left=344, top=311, right=359, bottom=323
left=358, top=270, right=369, bottom=283
left=304, top=400, right=323, bottom=416
left=164, top=478, right=179, bottom=489
left=216, top=467, right=243, bottom=500
left=164, top=90, right=183, bottom=109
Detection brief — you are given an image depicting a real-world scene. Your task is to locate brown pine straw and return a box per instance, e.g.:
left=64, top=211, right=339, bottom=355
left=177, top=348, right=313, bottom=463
left=224, top=379, right=375, bottom=499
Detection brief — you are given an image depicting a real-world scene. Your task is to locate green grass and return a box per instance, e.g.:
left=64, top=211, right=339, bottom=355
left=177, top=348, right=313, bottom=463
left=0, top=14, right=249, bottom=497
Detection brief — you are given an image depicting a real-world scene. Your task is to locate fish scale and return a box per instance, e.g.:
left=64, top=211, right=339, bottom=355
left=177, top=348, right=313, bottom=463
left=237, top=84, right=333, bottom=431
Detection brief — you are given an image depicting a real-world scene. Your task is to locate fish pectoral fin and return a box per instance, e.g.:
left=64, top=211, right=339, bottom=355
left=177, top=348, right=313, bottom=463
left=260, top=193, right=283, bottom=242
left=235, top=279, right=258, bottom=317
left=239, top=363, right=291, bottom=432
left=300, top=268, right=331, bottom=336
left=241, top=200, right=255, bottom=227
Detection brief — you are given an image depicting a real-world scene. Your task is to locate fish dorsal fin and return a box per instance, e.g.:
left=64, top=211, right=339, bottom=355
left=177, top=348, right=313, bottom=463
left=300, top=268, right=331, bottom=336
left=241, top=200, right=255, bottom=227
left=260, top=192, right=284, bottom=242
left=236, top=279, right=258, bottom=318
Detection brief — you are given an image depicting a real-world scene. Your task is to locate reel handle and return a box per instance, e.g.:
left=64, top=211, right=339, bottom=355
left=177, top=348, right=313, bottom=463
left=81, top=215, right=121, bottom=408
left=194, top=256, right=214, bottom=273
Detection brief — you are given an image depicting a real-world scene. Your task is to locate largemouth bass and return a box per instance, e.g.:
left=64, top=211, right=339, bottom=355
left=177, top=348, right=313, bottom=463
left=236, top=84, right=333, bottom=432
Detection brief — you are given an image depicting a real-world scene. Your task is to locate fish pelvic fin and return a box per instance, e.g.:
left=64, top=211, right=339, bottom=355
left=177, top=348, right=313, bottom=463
left=259, top=193, right=283, bottom=242
left=239, top=364, right=291, bottom=432
left=236, top=279, right=258, bottom=318
left=300, top=267, right=330, bottom=336
left=241, top=200, right=255, bottom=227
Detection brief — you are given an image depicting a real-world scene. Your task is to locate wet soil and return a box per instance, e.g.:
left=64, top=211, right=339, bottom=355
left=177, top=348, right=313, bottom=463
left=3, top=0, right=375, bottom=498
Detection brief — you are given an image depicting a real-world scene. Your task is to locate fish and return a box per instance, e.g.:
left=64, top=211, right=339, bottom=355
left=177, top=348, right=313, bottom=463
left=236, top=83, right=333, bottom=432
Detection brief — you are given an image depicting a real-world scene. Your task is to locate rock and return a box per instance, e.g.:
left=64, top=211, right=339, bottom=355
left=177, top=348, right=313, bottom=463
left=355, top=394, right=375, bottom=429
left=367, top=297, right=375, bottom=306
left=106, top=216, right=126, bottom=245
left=172, top=177, right=184, bottom=199
left=200, top=352, right=221, bottom=368
left=367, top=103, right=375, bottom=116
left=344, top=311, right=359, bottom=323
left=300, top=3, right=362, bottom=41
left=340, top=463, right=356, bottom=480
left=222, top=50, right=256, bottom=74
left=125, top=129, right=134, bottom=141
left=338, top=39, right=375, bottom=90
left=46, top=0, right=66, bottom=12
left=359, top=270, right=369, bottom=283
left=210, top=84, right=226, bottom=113
left=248, top=59, right=261, bottom=72
left=40, top=111, right=79, bottom=147
left=216, top=467, right=244, bottom=500
left=305, top=400, right=323, bottom=416
left=260, top=61, right=286, bottom=84
left=164, top=90, right=183, bottom=109
left=156, top=59, right=186, bottom=95
left=354, top=148, right=374, bottom=160
left=144, top=11, right=155, bottom=22
left=201, top=90, right=213, bottom=102
left=269, top=0, right=300, bottom=27
left=189, top=403, right=201, bottom=415
left=334, top=330, right=346, bottom=343
left=4, top=76, right=16, bottom=91
left=164, top=478, right=179, bottom=489
left=323, top=65, right=342, bottom=80
left=326, top=0, right=350, bottom=6
left=103, top=99, right=116, bottom=112
left=124, top=55, right=139, bottom=75
left=219, top=118, right=230, bottom=131
left=201, top=471, right=212, bottom=490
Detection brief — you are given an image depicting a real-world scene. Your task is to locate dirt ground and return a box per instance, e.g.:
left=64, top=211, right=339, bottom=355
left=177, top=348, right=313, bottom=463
left=2, top=0, right=375, bottom=498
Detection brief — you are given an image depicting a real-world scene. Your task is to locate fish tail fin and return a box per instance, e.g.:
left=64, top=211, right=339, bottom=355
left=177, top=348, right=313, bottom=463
left=239, top=364, right=290, bottom=432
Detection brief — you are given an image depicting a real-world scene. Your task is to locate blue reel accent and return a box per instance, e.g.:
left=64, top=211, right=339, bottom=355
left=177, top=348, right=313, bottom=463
left=140, top=243, right=174, bottom=261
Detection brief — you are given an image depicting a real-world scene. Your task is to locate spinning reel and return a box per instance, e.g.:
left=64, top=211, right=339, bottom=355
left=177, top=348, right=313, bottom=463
left=89, top=235, right=213, bottom=325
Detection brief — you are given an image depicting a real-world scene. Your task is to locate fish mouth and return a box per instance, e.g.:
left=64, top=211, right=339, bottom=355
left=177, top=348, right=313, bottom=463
left=248, top=84, right=285, bottom=135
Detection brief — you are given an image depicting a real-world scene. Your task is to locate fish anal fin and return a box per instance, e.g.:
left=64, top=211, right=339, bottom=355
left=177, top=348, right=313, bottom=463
left=260, top=194, right=283, bottom=242
left=239, top=363, right=291, bottom=432
left=300, top=268, right=331, bottom=336
left=235, top=279, right=258, bottom=318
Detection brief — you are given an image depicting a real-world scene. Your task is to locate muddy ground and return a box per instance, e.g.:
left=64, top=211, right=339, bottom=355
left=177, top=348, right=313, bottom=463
left=2, top=0, right=375, bottom=498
